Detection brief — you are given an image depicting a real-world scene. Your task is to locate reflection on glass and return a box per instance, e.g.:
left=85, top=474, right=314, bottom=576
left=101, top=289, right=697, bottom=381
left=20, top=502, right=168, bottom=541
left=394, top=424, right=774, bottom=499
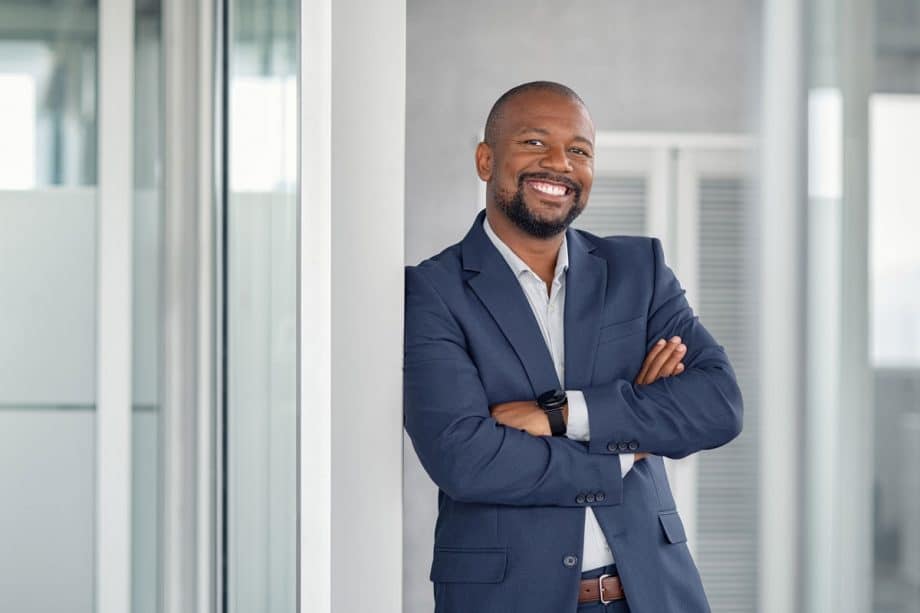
left=871, top=3, right=920, bottom=612
left=871, top=94, right=920, bottom=613
left=805, top=2, right=920, bottom=611
left=0, top=2, right=98, bottom=188
left=0, top=1, right=98, bottom=611
left=226, top=0, right=298, bottom=610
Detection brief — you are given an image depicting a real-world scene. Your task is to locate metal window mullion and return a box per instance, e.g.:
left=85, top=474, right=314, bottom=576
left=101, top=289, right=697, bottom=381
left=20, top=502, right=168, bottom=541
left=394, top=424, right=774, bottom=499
left=96, top=1, right=135, bottom=613
left=196, top=0, right=218, bottom=611
left=161, top=0, right=205, bottom=611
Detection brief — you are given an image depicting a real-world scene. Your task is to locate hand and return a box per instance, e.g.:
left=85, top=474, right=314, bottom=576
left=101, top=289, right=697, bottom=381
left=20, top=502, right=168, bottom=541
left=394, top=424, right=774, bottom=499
left=491, top=336, right=689, bottom=447
left=490, top=400, right=652, bottom=462
left=635, top=336, right=686, bottom=386
left=633, top=336, right=688, bottom=461
left=489, top=400, right=556, bottom=437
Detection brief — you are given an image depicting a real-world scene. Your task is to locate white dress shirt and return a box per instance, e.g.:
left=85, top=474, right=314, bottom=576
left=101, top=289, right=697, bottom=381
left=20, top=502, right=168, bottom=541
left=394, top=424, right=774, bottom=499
left=483, top=216, right=634, bottom=572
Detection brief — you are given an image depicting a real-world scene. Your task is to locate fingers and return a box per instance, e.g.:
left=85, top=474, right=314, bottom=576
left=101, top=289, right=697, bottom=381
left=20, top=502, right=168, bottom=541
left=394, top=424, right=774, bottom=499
left=635, top=339, right=667, bottom=384
left=635, top=337, right=686, bottom=384
left=635, top=452, right=649, bottom=461
left=653, top=338, right=686, bottom=381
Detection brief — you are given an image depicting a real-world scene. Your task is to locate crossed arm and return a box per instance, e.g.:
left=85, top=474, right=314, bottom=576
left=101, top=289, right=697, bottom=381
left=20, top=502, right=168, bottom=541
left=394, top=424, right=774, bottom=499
left=489, top=336, right=691, bottom=458
left=403, top=237, right=743, bottom=507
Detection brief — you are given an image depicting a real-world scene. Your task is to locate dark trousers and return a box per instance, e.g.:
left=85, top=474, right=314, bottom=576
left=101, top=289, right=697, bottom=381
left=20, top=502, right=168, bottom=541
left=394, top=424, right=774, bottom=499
left=577, top=564, right=631, bottom=613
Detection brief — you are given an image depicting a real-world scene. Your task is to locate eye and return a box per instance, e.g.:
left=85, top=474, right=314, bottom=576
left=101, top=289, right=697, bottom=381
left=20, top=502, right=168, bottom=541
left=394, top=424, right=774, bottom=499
left=569, top=147, right=591, bottom=157
left=521, top=139, right=544, bottom=147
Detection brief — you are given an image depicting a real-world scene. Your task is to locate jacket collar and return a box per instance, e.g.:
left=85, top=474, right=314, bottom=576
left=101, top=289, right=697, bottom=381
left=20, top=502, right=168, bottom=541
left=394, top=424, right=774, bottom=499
left=460, top=209, right=607, bottom=394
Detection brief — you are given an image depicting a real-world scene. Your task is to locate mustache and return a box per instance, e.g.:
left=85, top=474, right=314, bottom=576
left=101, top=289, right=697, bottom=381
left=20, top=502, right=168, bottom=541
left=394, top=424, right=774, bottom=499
left=517, top=172, right=581, bottom=193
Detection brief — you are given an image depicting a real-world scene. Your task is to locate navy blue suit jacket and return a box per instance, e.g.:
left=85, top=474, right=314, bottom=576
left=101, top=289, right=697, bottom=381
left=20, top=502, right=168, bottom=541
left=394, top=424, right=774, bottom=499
left=403, top=209, right=743, bottom=613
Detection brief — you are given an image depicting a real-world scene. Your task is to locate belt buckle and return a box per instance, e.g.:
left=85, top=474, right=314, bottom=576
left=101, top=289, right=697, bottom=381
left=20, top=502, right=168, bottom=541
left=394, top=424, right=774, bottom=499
left=598, top=573, right=613, bottom=605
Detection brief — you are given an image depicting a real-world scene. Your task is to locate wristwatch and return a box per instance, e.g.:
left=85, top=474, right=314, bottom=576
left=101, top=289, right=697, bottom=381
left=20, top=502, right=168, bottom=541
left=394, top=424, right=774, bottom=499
left=537, top=389, right=568, bottom=436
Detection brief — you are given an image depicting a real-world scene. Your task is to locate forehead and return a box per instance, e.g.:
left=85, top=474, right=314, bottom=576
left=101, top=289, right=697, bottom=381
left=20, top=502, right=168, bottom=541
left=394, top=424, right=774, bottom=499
left=497, top=91, right=594, bottom=140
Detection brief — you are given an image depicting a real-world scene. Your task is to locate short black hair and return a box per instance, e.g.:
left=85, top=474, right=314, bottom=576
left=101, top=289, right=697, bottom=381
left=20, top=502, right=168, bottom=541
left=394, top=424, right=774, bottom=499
left=483, top=81, right=588, bottom=146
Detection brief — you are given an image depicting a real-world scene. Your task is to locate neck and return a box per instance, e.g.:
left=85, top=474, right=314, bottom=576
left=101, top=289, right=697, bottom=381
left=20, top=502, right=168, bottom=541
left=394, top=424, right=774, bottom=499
left=485, top=205, right=563, bottom=285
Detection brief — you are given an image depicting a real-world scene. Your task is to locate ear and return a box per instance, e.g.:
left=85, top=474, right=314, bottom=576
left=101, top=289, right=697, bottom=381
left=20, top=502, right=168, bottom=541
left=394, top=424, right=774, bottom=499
left=475, top=142, right=493, bottom=182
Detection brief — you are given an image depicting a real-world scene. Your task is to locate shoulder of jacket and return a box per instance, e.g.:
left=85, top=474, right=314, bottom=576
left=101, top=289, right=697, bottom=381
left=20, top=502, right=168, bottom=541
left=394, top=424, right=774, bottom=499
left=571, top=227, right=655, bottom=258
left=405, top=243, right=463, bottom=285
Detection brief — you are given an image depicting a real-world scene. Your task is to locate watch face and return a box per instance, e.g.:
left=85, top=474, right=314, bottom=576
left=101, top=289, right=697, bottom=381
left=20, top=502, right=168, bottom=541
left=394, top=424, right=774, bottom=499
left=538, top=389, right=567, bottom=409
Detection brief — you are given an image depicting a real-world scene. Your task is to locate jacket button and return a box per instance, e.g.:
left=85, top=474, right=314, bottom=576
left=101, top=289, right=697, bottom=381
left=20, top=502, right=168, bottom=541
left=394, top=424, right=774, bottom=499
left=585, top=493, right=596, bottom=503
left=617, top=442, right=629, bottom=451
left=576, top=494, right=586, bottom=504
left=563, top=555, right=578, bottom=568
left=596, top=491, right=606, bottom=502
left=628, top=441, right=639, bottom=451
left=607, top=442, right=617, bottom=452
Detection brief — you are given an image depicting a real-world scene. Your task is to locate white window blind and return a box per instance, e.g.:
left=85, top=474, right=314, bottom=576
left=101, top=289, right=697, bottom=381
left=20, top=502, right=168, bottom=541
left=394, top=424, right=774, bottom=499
left=694, top=172, right=759, bottom=613
left=578, top=135, right=758, bottom=613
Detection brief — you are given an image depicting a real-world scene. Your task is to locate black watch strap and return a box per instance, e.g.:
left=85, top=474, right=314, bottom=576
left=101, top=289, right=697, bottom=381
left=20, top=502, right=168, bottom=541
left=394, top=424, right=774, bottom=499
left=537, top=389, right=568, bottom=437
left=544, top=406, right=567, bottom=436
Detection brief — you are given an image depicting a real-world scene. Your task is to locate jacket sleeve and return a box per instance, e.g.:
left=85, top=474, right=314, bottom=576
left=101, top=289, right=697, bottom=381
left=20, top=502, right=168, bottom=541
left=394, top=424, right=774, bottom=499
left=581, top=237, right=744, bottom=459
left=403, top=265, right=625, bottom=507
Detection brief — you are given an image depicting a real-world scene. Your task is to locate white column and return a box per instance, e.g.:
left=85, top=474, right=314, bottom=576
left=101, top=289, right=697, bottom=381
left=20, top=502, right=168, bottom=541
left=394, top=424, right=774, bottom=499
left=758, top=1, right=804, bottom=613
left=299, top=0, right=406, bottom=611
left=96, top=1, right=134, bottom=612
left=298, top=0, right=332, bottom=609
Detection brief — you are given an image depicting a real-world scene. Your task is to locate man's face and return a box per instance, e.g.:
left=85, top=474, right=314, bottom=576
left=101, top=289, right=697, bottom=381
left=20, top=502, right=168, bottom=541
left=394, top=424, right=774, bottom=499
left=477, top=91, right=595, bottom=239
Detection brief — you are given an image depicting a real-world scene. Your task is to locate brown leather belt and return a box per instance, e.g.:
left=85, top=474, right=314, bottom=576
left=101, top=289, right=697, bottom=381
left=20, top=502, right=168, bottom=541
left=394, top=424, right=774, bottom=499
left=578, top=573, right=625, bottom=604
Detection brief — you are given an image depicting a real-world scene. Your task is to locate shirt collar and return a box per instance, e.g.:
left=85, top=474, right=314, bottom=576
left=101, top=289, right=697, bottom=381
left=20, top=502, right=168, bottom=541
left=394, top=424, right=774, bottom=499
left=482, top=214, right=569, bottom=283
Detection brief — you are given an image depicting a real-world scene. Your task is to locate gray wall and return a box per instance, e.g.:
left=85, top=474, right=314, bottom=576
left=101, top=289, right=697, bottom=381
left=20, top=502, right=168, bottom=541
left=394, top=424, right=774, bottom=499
left=405, top=0, right=761, bottom=266
left=404, top=2, right=762, bottom=611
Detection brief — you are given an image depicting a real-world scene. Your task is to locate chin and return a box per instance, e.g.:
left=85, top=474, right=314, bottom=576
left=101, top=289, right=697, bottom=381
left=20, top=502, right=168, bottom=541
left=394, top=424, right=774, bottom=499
left=526, top=202, right=573, bottom=222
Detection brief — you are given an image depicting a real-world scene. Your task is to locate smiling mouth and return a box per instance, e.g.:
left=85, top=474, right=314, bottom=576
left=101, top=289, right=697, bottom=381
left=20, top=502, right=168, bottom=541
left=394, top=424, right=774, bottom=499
left=524, top=179, right=574, bottom=198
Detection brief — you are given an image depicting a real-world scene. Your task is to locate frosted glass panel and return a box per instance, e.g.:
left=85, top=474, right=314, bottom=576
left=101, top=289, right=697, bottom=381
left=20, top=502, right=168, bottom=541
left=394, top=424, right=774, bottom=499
left=0, top=189, right=97, bottom=405
left=0, top=410, right=95, bottom=613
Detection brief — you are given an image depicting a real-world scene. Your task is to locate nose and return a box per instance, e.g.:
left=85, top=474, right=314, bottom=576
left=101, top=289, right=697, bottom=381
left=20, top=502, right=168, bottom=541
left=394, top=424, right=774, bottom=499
left=539, top=145, right=573, bottom=173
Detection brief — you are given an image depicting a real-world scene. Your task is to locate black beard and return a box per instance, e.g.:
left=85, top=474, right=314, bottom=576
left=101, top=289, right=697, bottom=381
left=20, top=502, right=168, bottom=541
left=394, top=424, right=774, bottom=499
left=494, top=177, right=585, bottom=239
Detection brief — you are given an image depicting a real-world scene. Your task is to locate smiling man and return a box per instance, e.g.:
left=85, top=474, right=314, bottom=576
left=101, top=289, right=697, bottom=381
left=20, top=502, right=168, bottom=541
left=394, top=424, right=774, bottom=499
left=403, top=81, right=744, bottom=613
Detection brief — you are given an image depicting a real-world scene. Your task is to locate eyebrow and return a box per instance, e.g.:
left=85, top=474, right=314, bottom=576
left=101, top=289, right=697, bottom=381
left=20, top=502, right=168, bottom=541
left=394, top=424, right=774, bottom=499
left=516, top=127, right=594, bottom=148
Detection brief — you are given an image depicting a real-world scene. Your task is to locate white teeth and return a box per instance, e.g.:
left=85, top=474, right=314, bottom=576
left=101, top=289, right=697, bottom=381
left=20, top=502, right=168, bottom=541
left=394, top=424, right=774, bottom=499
left=530, top=181, right=567, bottom=196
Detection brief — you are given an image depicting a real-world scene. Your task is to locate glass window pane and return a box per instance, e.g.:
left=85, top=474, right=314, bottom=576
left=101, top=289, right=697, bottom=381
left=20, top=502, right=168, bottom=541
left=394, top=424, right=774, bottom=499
left=225, top=0, right=298, bottom=610
left=871, top=93, right=920, bottom=613
left=0, top=1, right=99, bottom=611
left=872, top=2, right=920, bottom=610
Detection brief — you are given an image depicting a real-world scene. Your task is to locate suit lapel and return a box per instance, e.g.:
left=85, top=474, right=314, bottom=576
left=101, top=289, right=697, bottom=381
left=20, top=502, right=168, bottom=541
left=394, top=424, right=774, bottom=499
left=461, top=211, right=561, bottom=396
left=563, top=228, right=607, bottom=390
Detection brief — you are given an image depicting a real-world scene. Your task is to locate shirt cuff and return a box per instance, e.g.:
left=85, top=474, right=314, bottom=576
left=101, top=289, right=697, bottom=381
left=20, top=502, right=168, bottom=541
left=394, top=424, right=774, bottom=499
left=566, top=390, right=634, bottom=477
left=619, top=453, right=635, bottom=478
left=564, top=390, right=590, bottom=442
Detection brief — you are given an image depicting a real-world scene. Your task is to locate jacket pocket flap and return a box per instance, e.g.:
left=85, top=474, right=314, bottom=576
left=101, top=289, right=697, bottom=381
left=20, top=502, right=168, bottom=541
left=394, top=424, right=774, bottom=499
left=658, top=510, right=687, bottom=544
left=430, top=546, right=508, bottom=583
left=598, top=316, right=644, bottom=343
